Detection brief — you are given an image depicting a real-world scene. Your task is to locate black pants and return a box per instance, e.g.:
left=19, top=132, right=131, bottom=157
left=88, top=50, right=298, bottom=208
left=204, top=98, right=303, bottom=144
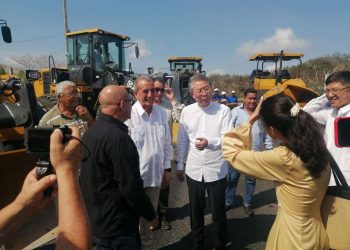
left=93, top=231, right=141, bottom=250
left=186, top=175, right=227, bottom=250
left=157, top=184, right=170, bottom=219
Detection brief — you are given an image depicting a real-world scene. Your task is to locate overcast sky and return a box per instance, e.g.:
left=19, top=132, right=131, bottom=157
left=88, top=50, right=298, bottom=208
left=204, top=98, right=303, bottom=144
left=1, top=0, right=349, bottom=75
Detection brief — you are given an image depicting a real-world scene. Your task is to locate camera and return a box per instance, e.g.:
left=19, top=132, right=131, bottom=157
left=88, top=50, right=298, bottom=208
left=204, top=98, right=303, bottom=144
left=27, top=125, right=72, bottom=155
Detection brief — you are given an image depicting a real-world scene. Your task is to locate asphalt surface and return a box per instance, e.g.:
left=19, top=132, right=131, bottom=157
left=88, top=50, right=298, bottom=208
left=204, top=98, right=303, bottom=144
left=6, top=161, right=277, bottom=250
left=150, top=162, right=277, bottom=250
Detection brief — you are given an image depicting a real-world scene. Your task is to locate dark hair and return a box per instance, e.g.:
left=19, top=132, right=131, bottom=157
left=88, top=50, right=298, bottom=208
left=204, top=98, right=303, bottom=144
left=244, top=88, right=257, bottom=97
left=153, top=77, right=165, bottom=85
left=260, top=94, right=328, bottom=178
left=325, top=71, right=350, bottom=87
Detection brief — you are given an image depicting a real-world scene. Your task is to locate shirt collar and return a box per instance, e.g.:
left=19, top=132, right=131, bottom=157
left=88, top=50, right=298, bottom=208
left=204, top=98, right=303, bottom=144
left=134, top=101, right=149, bottom=117
left=98, top=112, right=128, bottom=132
left=196, top=101, right=214, bottom=110
left=338, top=102, right=350, bottom=116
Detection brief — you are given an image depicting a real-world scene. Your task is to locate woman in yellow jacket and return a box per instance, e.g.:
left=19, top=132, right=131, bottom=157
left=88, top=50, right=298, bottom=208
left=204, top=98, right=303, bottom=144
left=222, top=94, right=330, bottom=250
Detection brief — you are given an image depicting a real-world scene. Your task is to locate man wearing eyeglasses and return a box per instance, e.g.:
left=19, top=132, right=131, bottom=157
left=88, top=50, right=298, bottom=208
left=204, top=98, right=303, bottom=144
left=176, top=74, right=232, bottom=250
left=125, top=76, right=173, bottom=249
left=39, top=80, right=94, bottom=135
left=304, top=71, right=350, bottom=185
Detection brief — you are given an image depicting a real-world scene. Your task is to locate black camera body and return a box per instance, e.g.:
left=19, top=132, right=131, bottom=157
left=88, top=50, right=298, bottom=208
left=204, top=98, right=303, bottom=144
left=27, top=125, right=72, bottom=155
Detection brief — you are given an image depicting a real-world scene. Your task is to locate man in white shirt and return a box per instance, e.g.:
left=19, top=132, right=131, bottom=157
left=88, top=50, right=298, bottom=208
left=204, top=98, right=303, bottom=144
left=176, top=74, right=232, bottom=250
left=303, top=71, right=350, bottom=185
left=125, top=75, right=173, bottom=249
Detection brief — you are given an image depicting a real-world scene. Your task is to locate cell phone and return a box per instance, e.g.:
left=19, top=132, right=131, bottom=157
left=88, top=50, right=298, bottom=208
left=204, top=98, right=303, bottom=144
left=334, top=117, right=350, bottom=147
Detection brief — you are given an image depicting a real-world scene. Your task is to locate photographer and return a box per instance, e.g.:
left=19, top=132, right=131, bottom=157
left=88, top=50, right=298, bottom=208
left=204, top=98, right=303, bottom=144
left=0, top=127, right=91, bottom=249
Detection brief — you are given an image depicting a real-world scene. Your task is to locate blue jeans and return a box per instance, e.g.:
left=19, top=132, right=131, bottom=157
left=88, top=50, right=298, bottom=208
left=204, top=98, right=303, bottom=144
left=225, top=166, right=256, bottom=207
left=93, top=231, right=141, bottom=250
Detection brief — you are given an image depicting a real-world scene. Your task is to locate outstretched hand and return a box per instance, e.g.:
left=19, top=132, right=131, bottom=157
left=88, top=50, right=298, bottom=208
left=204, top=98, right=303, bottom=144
left=14, top=168, right=57, bottom=211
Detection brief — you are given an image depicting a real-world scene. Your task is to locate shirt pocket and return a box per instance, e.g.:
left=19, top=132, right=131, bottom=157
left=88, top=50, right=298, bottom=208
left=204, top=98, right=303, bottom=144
left=130, top=126, right=145, bottom=149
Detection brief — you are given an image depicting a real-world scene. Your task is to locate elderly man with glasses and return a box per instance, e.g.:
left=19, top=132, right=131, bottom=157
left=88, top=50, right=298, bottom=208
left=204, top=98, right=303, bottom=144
left=304, top=70, right=350, bottom=185
left=125, top=75, right=173, bottom=249
left=39, top=80, right=94, bottom=135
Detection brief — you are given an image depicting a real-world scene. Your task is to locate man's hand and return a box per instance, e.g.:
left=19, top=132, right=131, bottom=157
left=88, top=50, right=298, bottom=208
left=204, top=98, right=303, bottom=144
left=14, top=168, right=57, bottom=211
left=164, top=87, right=175, bottom=102
left=248, top=96, right=264, bottom=125
left=176, top=170, right=185, bottom=182
left=195, top=137, right=208, bottom=151
left=161, top=171, right=172, bottom=188
left=76, top=105, right=94, bottom=126
left=50, top=127, right=83, bottom=174
left=149, top=217, right=159, bottom=231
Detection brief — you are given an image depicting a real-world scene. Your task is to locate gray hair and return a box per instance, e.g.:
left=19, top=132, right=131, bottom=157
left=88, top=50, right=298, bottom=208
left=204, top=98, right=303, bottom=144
left=56, top=80, right=76, bottom=97
left=189, top=74, right=212, bottom=94
left=134, top=75, right=153, bottom=92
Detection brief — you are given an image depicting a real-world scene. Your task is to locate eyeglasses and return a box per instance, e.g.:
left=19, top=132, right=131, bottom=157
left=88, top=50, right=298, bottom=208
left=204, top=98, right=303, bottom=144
left=325, top=87, right=350, bottom=96
left=61, top=91, right=80, bottom=98
left=141, top=88, right=155, bottom=94
left=123, top=98, right=134, bottom=104
left=155, top=88, right=165, bottom=93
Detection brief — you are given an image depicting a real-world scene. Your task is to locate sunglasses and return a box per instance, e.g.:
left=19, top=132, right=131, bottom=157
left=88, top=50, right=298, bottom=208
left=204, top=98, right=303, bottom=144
left=155, top=88, right=165, bottom=93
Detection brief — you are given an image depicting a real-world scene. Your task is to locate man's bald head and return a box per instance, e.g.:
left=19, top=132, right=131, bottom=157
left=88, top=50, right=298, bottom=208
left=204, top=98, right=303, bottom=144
left=99, top=85, right=127, bottom=107
left=98, top=85, right=134, bottom=122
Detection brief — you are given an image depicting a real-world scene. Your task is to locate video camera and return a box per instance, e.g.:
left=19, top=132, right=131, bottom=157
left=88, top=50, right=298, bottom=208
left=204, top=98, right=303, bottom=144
left=27, top=125, right=72, bottom=155
left=26, top=126, right=72, bottom=195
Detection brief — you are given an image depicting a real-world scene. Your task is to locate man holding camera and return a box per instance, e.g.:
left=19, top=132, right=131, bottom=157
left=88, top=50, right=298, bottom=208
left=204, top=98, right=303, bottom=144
left=0, top=127, right=91, bottom=249
left=39, top=80, right=94, bottom=135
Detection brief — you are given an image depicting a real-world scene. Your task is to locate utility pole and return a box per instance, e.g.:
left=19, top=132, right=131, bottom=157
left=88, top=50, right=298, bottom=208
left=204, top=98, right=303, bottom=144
left=63, top=0, right=69, bottom=34
left=63, top=0, right=69, bottom=61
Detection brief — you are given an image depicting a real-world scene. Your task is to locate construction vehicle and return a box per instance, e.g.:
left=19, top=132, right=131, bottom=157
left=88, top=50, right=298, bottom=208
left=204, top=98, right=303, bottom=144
left=1, top=20, right=56, bottom=248
left=249, top=51, right=318, bottom=106
left=165, top=56, right=204, bottom=106
left=30, top=28, right=140, bottom=114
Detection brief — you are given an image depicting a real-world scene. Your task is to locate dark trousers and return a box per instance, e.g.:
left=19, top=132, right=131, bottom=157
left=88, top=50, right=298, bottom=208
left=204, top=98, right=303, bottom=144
left=186, top=175, right=227, bottom=250
left=93, top=231, right=141, bottom=250
left=157, top=184, right=170, bottom=219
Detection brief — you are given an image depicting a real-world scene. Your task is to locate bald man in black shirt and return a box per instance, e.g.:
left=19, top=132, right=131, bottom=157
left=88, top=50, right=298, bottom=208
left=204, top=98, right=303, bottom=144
left=80, top=85, right=158, bottom=249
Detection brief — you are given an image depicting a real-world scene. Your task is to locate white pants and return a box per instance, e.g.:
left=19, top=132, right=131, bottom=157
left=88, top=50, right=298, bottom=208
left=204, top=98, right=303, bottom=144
left=139, top=186, right=160, bottom=250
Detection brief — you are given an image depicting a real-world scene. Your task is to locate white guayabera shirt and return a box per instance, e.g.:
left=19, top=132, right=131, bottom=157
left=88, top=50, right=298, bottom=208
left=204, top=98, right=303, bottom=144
left=125, top=101, right=173, bottom=187
left=177, top=101, right=232, bottom=182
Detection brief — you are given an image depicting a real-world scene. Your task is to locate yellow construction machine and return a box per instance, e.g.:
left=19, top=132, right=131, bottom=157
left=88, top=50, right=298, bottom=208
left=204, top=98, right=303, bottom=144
left=249, top=51, right=318, bottom=106
left=29, top=28, right=140, bottom=114
left=166, top=56, right=204, bottom=106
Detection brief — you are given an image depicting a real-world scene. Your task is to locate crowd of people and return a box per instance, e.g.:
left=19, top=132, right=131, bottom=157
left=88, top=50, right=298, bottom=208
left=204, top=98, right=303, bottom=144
left=0, top=70, right=350, bottom=249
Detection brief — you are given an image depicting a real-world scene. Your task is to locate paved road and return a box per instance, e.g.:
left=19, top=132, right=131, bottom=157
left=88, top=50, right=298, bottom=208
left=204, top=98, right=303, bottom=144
left=6, top=162, right=277, bottom=250
left=150, top=163, right=277, bottom=250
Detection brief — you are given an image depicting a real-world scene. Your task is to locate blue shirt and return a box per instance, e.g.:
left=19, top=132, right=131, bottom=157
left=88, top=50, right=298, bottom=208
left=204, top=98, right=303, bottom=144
left=227, top=96, right=237, bottom=103
left=231, top=104, right=268, bottom=151
left=212, top=94, right=222, bottom=101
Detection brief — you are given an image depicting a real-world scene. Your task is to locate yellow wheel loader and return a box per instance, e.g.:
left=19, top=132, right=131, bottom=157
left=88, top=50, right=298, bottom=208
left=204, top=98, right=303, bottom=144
left=249, top=51, right=319, bottom=106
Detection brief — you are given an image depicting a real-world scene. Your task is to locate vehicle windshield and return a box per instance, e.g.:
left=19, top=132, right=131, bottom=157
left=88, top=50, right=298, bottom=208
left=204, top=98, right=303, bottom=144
left=170, top=61, right=200, bottom=72
left=93, top=34, right=125, bottom=73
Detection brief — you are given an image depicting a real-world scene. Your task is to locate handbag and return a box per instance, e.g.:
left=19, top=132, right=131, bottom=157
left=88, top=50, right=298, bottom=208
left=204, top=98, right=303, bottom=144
left=321, top=153, right=350, bottom=250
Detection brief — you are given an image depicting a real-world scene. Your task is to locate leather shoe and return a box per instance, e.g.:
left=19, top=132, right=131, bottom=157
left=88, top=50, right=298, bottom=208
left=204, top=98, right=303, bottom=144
left=243, top=205, right=254, bottom=217
left=161, top=217, right=171, bottom=230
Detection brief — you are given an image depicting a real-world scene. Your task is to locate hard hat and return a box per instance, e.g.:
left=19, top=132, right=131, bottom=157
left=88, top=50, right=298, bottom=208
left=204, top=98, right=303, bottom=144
left=221, top=91, right=227, bottom=95
left=214, top=88, right=219, bottom=92
left=231, top=90, right=236, bottom=94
